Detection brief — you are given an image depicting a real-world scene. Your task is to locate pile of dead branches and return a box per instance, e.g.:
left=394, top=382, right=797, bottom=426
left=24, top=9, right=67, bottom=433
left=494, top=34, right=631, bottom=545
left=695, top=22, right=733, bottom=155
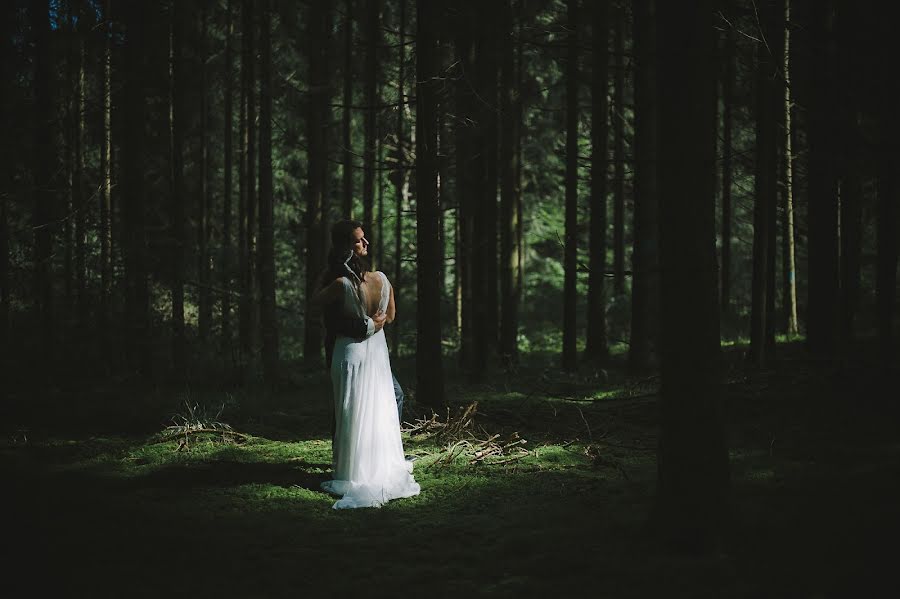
left=151, top=399, right=250, bottom=451
left=402, top=402, right=530, bottom=467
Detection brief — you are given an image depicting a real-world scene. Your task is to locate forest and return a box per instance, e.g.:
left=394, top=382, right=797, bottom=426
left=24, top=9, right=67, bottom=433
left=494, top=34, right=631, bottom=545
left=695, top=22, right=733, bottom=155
left=3, top=0, right=899, bottom=595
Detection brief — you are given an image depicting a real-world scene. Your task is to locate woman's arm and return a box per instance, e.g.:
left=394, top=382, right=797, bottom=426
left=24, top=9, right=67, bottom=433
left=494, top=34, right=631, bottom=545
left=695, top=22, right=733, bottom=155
left=385, top=285, right=396, bottom=323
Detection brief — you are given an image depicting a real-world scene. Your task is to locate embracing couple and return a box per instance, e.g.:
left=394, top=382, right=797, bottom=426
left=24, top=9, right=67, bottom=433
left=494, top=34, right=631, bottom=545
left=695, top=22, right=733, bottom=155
left=312, top=220, right=420, bottom=509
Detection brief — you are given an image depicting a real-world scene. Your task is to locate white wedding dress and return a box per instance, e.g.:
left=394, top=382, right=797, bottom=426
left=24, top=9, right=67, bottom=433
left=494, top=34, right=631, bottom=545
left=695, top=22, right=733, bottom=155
left=321, top=271, right=420, bottom=509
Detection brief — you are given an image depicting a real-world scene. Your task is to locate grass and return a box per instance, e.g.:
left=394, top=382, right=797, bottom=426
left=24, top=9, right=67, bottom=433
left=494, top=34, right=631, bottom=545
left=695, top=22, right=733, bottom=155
left=5, top=340, right=899, bottom=597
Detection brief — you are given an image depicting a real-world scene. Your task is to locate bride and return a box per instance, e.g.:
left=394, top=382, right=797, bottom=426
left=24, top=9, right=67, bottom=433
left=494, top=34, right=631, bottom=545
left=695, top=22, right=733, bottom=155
left=313, top=220, right=420, bottom=509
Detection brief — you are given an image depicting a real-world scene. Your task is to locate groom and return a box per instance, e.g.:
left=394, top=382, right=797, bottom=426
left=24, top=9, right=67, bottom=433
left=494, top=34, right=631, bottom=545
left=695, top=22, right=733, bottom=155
left=323, top=303, right=405, bottom=424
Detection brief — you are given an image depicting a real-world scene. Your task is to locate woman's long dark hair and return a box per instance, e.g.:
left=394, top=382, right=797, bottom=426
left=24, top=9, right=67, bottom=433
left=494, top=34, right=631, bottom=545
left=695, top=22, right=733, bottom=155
left=319, top=219, right=369, bottom=288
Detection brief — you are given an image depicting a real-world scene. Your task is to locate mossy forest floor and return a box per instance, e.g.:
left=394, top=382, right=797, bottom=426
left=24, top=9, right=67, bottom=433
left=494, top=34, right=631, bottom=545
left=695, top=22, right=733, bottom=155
left=5, top=340, right=900, bottom=597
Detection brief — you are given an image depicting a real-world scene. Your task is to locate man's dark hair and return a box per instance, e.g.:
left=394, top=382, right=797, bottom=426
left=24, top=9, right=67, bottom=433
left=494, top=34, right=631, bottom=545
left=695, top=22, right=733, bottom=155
left=321, top=219, right=369, bottom=287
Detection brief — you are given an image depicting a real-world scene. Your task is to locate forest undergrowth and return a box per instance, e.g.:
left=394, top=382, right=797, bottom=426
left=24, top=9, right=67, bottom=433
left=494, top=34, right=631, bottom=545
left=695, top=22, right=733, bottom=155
left=4, top=340, right=899, bottom=597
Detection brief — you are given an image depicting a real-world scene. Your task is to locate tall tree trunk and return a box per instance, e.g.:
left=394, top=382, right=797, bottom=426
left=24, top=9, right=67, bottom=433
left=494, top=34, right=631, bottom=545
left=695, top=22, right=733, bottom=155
left=655, top=0, right=730, bottom=552
left=122, top=0, right=150, bottom=375
left=473, top=7, right=499, bottom=375
left=612, top=4, right=625, bottom=296
left=628, top=0, right=659, bottom=373
left=837, top=5, right=862, bottom=348
left=240, top=0, right=257, bottom=359
left=806, top=0, right=840, bottom=360
left=749, top=0, right=780, bottom=367
left=415, top=0, right=446, bottom=407
left=562, top=0, right=579, bottom=372
left=721, top=20, right=734, bottom=315
left=30, top=0, right=55, bottom=363
left=455, top=20, right=477, bottom=371
left=586, top=0, right=609, bottom=362
left=198, top=5, right=212, bottom=342
left=875, top=20, right=899, bottom=369
left=222, top=0, right=234, bottom=351
left=73, top=4, right=86, bottom=327
left=342, top=0, right=355, bottom=218
left=1, top=2, right=12, bottom=364
left=258, top=0, right=279, bottom=386
left=99, top=0, right=113, bottom=359
left=392, top=0, right=406, bottom=354
left=304, top=0, right=330, bottom=366
left=170, top=0, right=187, bottom=380
left=63, top=1, right=75, bottom=322
left=499, top=0, right=522, bottom=365
left=781, top=0, right=798, bottom=336
left=362, top=0, right=380, bottom=235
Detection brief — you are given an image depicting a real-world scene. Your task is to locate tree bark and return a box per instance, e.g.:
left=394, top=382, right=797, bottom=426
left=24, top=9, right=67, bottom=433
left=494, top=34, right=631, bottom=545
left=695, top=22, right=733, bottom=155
left=239, top=0, right=257, bottom=359
left=304, top=0, right=330, bottom=366
left=30, top=0, right=55, bottom=362
left=749, top=0, right=781, bottom=367
left=455, top=19, right=477, bottom=372
left=198, top=5, right=212, bottom=342
left=805, top=0, right=840, bottom=360
left=392, top=0, right=406, bottom=354
left=562, top=0, right=579, bottom=373
left=258, top=0, right=279, bottom=386
left=122, top=0, right=150, bottom=375
left=499, top=0, right=522, bottom=365
left=612, top=4, right=625, bottom=297
left=342, top=0, right=355, bottom=218
left=628, top=0, right=659, bottom=373
left=99, top=0, right=113, bottom=359
left=721, top=19, right=734, bottom=316
left=362, top=0, right=380, bottom=235
left=415, top=0, right=446, bottom=407
left=655, top=0, right=730, bottom=552
left=170, top=0, right=187, bottom=380
left=586, top=0, right=609, bottom=363
left=781, top=0, right=798, bottom=336
left=222, top=0, right=235, bottom=351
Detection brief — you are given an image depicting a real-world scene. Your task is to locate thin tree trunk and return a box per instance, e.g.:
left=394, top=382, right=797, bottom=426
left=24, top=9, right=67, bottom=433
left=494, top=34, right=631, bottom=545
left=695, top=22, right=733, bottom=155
left=342, top=0, right=355, bottom=218
left=63, top=1, right=74, bottom=322
left=363, top=0, right=380, bottom=235
left=837, top=7, right=862, bottom=348
left=483, top=19, right=500, bottom=361
left=749, top=1, right=779, bottom=367
left=73, top=4, right=86, bottom=326
left=586, top=0, right=609, bottom=362
left=222, top=0, right=234, bottom=350
left=628, top=0, right=659, bottom=373
left=655, top=0, right=730, bottom=552
left=455, top=21, right=476, bottom=371
left=781, top=0, right=798, bottom=336
left=562, top=0, right=579, bottom=372
left=99, top=0, right=113, bottom=359
left=499, top=0, right=521, bottom=365
left=612, top=4, right=625, bottom=296
left=721, top=22, right=734, bottom=315
left=198, top=5, right=212, bottom=342
left=170, top=1, right=187, bottom=380
left=875, top=18, right=899, bottom=369
left=304, top=0, right=329, bottom=366
left=30, top=0, right=55, bottom=362
left=122, top=0, right=150, bottom=375
left=415, top=0, right=445, bottom=407
left=240, top=0, right=257, bottom=358
left=806, top=0, right=840, bottom=360
left=0, top=1, right=11, bottom=363
left=392, top=0, right=406, bottom=354
left=258, top=0, right=278, bottom=386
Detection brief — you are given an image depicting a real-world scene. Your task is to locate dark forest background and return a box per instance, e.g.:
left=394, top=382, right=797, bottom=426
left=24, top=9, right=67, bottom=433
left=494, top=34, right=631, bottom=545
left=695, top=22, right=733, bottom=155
left=3, top=0, right=900, bottom=570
